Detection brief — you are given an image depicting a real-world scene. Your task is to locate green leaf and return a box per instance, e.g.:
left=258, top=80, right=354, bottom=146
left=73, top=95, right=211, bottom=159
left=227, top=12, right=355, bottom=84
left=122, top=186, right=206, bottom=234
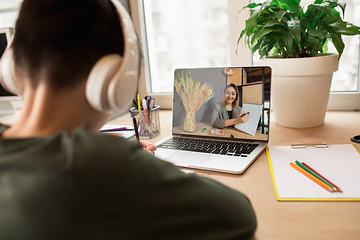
left=245, top=9, right=260, bottom=36
left=344, top=25, right=360, bottom=35
left=263, top=19, right=286, bottom=28
left=260, top=12, right=278, bottom=22
left=322, top=15, right=342, bottom=25
left=330, top=32, right=344, bottom=58
left=237, top=29, right=247, bottom=53
left=272, top=47, right=280, bottom=56
left=311, top=2, right=333, bottom=16
left=338, top=2, right=346, bottom=17
left=307, top=35, right=322, bottom=51
left=278, top=9, right=288, bottom=21
left=308, top=30, right=327, bottom=39
left=237, top=0, right=360, bottom=59
left=268, top=5, right=281, bottom=13
left=252, top=40, right=262, bottom=54
left=255, top=27, right=278, bottom=41
left=277, top=0, right=300, bottom=12
left=244, top=2, right=263, bottom=9
left=313, top=19, right=332, bottom=32
left=284, top=32, right=294, bottom=55
left=323, top=38, right=329, bottom=52
left=261, top=0, right=275, bottom=11
left=237, top=3, right=262, bottom=21
left=330, top=21, right=348, bottom=31
left=287, top=18, right=301, bottom=48
left=239, top=29, right=246, bottom=41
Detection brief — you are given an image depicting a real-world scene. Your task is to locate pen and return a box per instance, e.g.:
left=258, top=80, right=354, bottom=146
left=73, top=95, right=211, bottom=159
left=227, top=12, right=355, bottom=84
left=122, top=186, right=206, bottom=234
left=142, top=98, right=150, bottom=125
left=147, top=96, right=152, bottom=110
left=240, top=112, right=250, bottom=117
left=133, top=99, right=138, bottom=108
left=133, top=117, right=140, bottom=142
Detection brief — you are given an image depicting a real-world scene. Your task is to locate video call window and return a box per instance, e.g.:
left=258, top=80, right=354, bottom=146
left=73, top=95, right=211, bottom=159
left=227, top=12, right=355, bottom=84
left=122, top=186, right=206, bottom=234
left=172, top=67, right=271, bottom=142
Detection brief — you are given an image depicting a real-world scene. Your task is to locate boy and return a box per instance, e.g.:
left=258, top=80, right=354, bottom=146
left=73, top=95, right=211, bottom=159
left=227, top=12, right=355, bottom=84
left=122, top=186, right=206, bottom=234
left=0, top=0, right=257, bottom=239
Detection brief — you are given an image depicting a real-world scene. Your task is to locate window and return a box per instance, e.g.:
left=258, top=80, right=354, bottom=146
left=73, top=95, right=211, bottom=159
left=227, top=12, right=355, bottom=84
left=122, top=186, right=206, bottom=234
left=0, top=0, right=22, bottom=28
left=139, top=0, right=230, bottom=94
left=131, top=0, right=360, bottom=110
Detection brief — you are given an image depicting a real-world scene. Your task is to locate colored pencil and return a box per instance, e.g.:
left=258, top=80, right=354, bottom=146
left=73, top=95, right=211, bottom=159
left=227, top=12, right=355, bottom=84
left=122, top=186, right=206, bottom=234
left=102, top=133, right=120, bottom=136
left=295, top=160, right=337, bottom=192
left=290, top=162, right=334, bottom=193
left=302, top=162, right=343, bottom=193
left=137, top=94, right=142, bottom=124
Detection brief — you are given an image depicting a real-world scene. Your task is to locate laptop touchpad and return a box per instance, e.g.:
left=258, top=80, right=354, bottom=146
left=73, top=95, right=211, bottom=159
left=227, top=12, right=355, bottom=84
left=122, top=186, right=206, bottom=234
left=167, top=152, right=211, bottom=166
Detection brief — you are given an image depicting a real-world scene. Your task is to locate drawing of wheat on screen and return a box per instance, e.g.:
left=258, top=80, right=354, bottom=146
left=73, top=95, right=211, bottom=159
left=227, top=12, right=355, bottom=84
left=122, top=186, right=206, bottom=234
left=174, top=70, right=214, bottom=132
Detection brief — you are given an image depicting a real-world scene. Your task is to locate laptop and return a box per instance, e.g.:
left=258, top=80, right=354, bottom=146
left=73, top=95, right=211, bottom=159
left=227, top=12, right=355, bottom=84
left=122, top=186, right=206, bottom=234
left=155, top=67, right=271, bottom=174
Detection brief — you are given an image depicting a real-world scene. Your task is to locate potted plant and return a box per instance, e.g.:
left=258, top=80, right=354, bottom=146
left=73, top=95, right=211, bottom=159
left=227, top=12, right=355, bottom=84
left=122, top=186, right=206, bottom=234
left=238, top=0, right=360, bottom=128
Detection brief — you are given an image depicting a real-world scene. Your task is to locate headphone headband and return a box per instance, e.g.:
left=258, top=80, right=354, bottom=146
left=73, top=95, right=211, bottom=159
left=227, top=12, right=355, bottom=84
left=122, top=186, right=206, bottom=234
left=0, top=0, right=140, bottom=114
left=107, top=0, right=140, bottom=112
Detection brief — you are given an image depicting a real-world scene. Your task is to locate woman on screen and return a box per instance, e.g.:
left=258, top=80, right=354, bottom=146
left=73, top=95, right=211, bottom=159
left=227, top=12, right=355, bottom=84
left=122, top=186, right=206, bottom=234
left=211, top=83, right=248, bottom=128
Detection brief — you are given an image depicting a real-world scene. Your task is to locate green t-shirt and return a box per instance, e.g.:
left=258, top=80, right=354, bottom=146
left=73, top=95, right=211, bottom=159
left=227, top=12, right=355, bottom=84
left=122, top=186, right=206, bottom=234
left=0, top=124, right=256, bottom=240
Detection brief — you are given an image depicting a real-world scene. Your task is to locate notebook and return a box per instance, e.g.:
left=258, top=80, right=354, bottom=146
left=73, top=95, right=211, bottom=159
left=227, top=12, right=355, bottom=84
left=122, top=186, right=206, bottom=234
left=155, top=67, right=271, bottom=174
left=266, top=145, right=360, bottom=201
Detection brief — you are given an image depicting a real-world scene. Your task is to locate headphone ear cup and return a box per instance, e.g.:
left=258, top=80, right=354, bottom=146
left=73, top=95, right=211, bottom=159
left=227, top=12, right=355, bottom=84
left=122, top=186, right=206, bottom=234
left=86, top=0, right=140, bottom=113
left=86, top=54, right=123, bottom=112
left=107, top=68, right=137, bottom=113
left=0, top=48, right=23, bottom=95
left=106, top=0, right=139, bottom=113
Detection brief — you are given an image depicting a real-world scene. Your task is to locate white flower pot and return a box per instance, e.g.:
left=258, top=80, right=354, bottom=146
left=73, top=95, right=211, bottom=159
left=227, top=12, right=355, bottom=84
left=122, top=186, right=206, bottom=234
left=262, top=54, right=339, bottom=128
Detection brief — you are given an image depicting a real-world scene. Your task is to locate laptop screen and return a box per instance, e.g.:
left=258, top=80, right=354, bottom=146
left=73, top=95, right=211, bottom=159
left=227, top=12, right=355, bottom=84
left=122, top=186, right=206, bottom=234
left=172, top=67, right=271, bottom=142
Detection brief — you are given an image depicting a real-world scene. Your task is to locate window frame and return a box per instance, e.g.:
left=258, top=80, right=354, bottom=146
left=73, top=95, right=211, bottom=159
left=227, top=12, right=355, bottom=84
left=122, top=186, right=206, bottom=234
left=130, top=0, right=360, bottom=110
left=129, top=0, right=173, bottom=109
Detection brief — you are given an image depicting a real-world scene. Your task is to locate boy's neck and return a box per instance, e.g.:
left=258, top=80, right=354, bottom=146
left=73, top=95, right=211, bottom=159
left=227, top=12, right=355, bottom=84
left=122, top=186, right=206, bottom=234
left=1, top=80, right=109, bottom=139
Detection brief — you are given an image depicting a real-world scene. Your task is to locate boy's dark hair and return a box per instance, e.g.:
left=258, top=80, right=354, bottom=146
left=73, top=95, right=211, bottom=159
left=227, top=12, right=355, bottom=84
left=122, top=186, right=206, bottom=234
left=12, top=0, right=124, bottom=89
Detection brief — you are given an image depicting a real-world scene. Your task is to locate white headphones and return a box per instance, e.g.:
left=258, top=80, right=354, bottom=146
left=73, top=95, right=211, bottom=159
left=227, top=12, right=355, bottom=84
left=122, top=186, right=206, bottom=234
left=0, top=0, right=139, bottom=113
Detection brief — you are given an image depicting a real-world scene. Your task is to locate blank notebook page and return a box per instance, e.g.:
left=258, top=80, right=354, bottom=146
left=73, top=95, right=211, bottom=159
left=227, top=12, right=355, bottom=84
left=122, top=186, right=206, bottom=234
left=267, top=144, right=360, bottom=201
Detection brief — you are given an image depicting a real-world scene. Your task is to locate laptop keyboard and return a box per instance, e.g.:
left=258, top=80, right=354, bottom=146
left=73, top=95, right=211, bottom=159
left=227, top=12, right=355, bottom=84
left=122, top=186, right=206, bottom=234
left=157, top=137, right=259, bottom=157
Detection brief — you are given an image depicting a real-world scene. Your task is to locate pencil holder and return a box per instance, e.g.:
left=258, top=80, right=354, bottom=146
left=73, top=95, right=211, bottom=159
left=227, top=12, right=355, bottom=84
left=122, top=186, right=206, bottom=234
left=130, top=105, right=161, bottom=139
